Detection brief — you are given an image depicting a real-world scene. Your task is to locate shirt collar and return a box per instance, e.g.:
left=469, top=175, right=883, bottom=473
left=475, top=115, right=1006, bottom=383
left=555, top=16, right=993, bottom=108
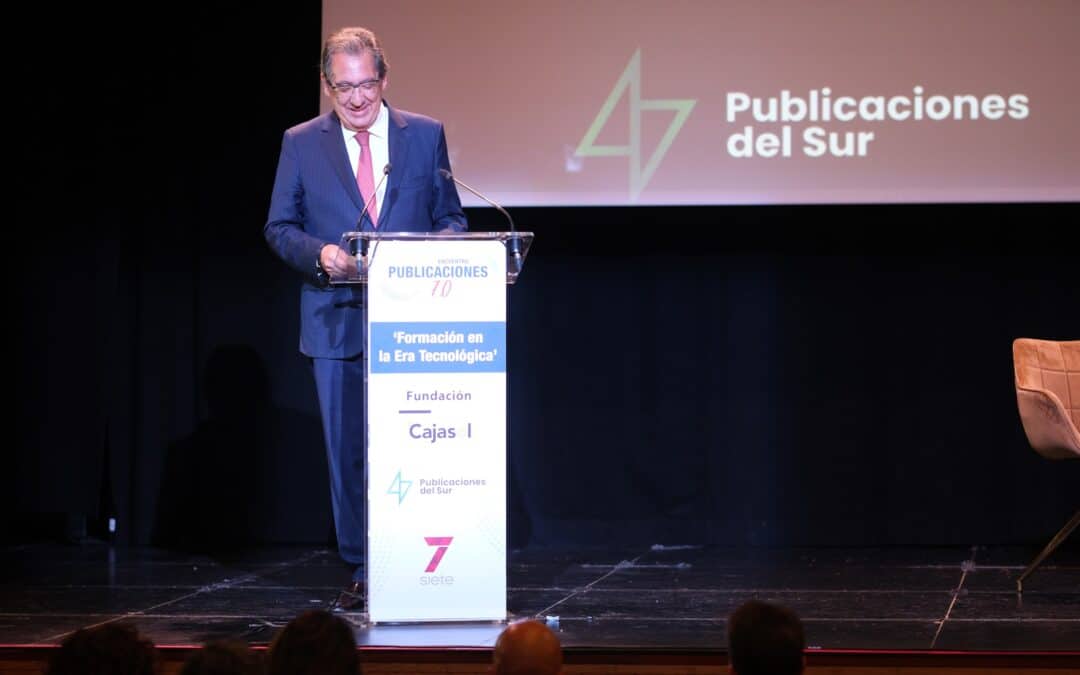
left=338, top=100, right=389, bottom=140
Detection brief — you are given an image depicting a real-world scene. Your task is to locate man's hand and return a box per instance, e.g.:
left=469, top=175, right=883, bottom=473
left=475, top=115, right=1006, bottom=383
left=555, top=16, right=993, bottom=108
left=319, top=243, right=359, bottom=281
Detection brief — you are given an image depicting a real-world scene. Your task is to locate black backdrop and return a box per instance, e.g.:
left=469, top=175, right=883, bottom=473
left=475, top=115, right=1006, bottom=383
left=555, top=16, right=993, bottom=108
left=8, top=7, right=1077, bottom=553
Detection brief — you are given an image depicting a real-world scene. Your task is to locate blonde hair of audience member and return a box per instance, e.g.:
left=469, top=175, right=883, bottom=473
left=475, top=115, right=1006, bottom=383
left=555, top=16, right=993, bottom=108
left=491, top=620, right=563, bottom=675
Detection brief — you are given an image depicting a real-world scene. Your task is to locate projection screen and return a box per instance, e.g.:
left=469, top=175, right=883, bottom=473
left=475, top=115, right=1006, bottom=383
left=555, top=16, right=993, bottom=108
left=320, top=1, right=1079, bottom=206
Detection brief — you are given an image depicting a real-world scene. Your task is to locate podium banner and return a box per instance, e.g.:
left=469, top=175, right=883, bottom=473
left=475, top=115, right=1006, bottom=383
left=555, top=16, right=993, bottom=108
left=366, top=238, right=507, bottom=623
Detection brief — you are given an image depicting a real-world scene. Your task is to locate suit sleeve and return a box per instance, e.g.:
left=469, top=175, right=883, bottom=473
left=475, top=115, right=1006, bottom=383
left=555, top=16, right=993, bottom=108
left=264, top=130, right=326, bottom=279
left=430, top=125, right=468, bottom=232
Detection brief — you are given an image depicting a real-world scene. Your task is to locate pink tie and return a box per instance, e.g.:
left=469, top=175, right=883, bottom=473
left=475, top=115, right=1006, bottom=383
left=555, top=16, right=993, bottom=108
left=355, top=131, right=378, bottom=226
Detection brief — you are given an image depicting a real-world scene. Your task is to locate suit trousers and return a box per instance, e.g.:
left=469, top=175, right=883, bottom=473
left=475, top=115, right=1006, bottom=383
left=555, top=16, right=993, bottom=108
left=311, top=355, right=366, bottom=577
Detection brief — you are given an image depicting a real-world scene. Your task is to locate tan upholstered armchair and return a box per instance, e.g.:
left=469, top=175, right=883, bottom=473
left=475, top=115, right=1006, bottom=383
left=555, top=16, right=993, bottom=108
left=1012, top=338, right=1080, bottom=592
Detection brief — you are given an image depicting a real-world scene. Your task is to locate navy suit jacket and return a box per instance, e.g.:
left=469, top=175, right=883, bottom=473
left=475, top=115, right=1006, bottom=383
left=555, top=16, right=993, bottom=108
left=264, top=104, right=467, bottom=359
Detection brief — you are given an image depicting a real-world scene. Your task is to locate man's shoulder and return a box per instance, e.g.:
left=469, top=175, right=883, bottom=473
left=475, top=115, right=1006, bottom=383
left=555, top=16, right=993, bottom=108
left=284, top=111, right=337, bottom=138
left=391, top=106, right=443, bottom=131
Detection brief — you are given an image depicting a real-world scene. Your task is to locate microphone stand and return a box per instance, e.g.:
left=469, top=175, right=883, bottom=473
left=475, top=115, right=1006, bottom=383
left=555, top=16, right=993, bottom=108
left=439, top=169, right=523, bottom=272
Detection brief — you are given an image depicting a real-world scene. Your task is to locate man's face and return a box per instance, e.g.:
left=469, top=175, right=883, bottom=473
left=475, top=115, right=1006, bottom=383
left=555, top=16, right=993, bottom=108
left=323, top=50, right=387, bottom=132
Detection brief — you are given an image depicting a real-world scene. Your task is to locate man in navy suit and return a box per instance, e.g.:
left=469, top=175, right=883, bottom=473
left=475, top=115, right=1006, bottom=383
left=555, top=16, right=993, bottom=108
left=264, top=26, right=467, bottom=611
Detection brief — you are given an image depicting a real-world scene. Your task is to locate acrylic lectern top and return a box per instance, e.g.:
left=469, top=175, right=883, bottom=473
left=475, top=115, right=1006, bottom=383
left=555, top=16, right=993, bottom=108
left=329, top=231, right=533, bottom=285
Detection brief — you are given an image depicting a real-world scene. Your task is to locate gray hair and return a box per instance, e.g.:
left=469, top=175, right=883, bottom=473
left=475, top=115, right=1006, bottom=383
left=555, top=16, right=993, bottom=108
left=321, top=26, right=389, bottom=82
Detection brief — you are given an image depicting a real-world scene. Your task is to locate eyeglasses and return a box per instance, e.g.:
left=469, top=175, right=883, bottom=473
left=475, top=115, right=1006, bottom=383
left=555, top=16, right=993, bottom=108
left=330, top=79, right=382, bottom=99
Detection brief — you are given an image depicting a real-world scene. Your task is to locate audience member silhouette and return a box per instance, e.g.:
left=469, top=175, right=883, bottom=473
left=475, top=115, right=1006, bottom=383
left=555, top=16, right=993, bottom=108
left=47, top=622, right=158, bottom=675
left=266, top=610, right=358, bottom=675
left=180, top=639, right=264, bottom=675
left=727, top=600, right=805, bottom=675
left=491, top=620, right=563, bottom=675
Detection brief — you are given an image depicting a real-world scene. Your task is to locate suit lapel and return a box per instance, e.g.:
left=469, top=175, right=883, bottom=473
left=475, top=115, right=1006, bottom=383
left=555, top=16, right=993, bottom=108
left=383, top=105, right=410, bottom=230
left=322, top=113, right=365, bottom=212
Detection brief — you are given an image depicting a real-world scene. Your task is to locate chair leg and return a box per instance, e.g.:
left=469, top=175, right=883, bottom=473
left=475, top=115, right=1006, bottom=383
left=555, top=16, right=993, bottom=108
left=1017, top=509, right=1080, bottom=593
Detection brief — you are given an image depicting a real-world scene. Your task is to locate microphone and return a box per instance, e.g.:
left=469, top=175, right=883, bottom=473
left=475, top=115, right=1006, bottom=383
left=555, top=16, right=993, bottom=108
left=438, top=168, right=523, bottom=267
left=356, top=163, right=391, bottom=257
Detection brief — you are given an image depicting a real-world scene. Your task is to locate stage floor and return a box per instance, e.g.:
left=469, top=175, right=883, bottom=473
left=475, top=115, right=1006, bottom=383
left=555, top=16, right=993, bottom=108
left=2, top=541, right=1078, bottom=653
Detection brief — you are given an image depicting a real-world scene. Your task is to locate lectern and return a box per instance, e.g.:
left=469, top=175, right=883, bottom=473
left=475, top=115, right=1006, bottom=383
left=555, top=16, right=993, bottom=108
left=332, top=231, right=532, bottom=623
